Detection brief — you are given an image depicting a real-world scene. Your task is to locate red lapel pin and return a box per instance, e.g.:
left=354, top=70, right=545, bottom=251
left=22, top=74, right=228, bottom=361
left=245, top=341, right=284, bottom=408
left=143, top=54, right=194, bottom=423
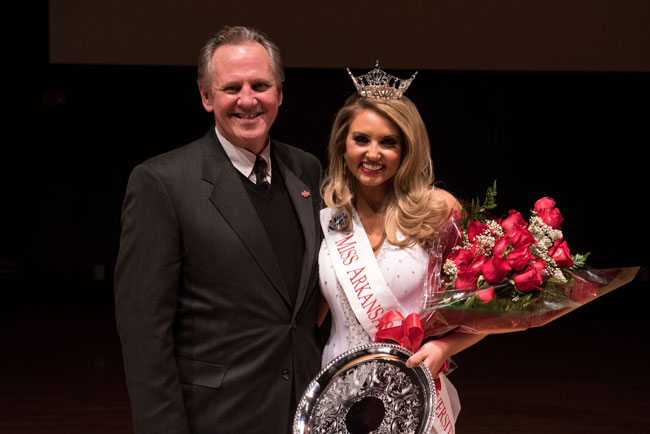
left=301, top=190, right=310, bottom=198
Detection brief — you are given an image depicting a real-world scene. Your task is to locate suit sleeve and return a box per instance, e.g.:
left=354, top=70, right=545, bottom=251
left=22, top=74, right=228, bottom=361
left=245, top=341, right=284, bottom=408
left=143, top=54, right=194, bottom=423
left=114, top=163, right=191, bottom=434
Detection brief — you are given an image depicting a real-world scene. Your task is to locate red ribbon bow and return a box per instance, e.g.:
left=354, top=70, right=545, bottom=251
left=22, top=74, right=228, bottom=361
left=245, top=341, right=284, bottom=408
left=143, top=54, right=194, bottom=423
left=374, top=311, right=424, bottom=352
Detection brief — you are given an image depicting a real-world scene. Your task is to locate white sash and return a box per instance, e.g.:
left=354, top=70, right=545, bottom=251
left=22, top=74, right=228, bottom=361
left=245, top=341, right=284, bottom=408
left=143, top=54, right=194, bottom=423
left=320, top=208, right=404, bottom=340
left=433, top=376, right=460, bottom=434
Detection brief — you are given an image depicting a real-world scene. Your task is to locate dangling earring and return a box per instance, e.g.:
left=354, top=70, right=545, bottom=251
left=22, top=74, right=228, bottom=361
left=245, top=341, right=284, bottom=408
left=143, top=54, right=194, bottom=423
left=342, top=152, right=347, bottom=168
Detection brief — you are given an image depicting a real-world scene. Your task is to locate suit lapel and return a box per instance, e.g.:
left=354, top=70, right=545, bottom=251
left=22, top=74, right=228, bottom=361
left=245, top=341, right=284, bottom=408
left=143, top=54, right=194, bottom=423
left=201, top=132, right=292, bottom=306
left=273, top=143, right=318, bottom=316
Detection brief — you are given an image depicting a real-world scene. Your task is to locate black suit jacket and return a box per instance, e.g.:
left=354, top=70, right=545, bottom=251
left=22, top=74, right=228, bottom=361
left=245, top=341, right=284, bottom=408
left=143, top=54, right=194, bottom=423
left=115, top=128, right=322, bottom=434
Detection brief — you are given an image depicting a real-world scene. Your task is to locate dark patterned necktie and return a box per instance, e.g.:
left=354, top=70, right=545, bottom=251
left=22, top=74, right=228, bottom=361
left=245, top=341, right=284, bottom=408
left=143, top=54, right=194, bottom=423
left=253, top=156, right=269, bottom=186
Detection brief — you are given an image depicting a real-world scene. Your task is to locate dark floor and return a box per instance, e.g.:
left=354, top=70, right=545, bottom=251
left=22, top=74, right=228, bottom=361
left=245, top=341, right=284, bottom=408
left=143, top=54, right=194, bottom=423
left=2, top=298, right=648, bottom=434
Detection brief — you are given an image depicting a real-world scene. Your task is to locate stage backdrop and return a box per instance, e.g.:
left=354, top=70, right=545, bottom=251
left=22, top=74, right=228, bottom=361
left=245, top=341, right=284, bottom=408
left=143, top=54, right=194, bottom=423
left=49, top=0, right=649, bottom=71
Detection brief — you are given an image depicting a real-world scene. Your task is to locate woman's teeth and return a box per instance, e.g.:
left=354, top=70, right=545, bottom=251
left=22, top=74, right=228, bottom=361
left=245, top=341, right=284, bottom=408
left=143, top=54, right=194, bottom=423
left=362, top=162, right=382, bottom=171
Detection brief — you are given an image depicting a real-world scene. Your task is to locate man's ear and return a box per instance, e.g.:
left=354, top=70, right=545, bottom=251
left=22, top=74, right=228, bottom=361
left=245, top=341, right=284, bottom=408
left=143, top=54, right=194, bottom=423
left=198, top=84, right=213, bottom=112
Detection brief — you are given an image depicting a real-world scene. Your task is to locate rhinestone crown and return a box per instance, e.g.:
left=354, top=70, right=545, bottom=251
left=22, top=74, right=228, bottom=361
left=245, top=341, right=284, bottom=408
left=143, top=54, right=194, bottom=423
left=347, top=60, right=417, bottom=100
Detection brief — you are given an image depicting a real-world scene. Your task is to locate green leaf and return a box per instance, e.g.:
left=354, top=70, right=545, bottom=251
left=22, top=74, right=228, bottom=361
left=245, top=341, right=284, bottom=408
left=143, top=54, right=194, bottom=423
left=570, top=252, right=590, bottom=271
left=461, top=180, right=498, bottom=230
left=464, top=295, right=478, bottom=308
left=482, top=180, right=498, bottom=211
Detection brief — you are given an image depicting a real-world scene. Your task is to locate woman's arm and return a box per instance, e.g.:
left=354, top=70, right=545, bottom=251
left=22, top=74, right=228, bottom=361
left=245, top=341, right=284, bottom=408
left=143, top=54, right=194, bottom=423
left=407, top=188, right=479, bottom=375
left=431, top=187, right=462, bottom=214
left=406, top=332, right=487, bottom=375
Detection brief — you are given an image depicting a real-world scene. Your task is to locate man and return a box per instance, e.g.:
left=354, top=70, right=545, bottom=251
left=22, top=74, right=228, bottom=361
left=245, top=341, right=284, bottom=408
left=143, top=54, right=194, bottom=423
left=114, top=26, right=322, bottom=434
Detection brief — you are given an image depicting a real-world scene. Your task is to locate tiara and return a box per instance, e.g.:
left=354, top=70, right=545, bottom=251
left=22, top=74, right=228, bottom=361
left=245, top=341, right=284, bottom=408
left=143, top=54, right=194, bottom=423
left=347, top=61, right=417, bottom=100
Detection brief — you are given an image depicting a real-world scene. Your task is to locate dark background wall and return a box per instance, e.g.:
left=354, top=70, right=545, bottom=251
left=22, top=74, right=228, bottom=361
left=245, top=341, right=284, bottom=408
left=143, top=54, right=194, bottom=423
left=3, top=2, right=649, bottom=315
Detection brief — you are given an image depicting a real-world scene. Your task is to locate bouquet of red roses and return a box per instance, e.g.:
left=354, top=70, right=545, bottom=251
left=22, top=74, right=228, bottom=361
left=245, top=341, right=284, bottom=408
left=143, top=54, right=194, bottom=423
left=417, top=181, right=639, bottom=337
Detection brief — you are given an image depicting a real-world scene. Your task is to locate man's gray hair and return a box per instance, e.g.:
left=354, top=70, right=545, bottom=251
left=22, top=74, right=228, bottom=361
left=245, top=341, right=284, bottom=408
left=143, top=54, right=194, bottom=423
left=197, top=26, right=284, bottom=90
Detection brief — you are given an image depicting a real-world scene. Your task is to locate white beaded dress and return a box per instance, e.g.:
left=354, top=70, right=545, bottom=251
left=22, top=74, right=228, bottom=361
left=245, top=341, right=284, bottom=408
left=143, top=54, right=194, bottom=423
left=318, top=207, right=462, bottom=432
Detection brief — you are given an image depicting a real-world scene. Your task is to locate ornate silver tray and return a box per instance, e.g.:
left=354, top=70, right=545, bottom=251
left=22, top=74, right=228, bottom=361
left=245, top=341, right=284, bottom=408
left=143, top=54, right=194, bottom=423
left=293, top=343, right=437, bottom=434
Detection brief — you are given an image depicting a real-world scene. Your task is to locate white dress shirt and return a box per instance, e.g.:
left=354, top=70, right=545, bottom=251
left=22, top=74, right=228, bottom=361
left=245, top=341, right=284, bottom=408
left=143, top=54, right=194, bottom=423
left=215, top=127, right=272, bottom=184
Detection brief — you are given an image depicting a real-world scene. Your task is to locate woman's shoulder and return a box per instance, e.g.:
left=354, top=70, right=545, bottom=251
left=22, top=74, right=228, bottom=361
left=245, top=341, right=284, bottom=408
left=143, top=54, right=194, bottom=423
left=427, top=187, right=461, bottom=214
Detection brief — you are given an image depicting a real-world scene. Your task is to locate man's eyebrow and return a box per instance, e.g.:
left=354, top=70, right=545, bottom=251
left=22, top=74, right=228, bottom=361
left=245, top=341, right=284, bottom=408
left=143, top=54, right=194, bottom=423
left=217, top=80, right=240, bottom=88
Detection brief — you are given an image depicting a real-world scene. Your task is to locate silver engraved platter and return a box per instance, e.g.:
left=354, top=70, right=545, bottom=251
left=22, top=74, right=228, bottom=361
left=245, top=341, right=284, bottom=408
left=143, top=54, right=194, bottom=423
left=293, top=343, right=437, bottom=434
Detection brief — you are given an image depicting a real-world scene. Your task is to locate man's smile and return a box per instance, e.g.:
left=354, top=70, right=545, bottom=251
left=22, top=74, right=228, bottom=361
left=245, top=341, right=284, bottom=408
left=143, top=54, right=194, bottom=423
left=231, top=112, right=263, bottom=119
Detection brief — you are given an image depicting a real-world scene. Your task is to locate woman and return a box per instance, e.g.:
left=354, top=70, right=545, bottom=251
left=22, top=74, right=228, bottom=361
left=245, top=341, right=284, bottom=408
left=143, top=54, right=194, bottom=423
left=318, top=70, right=487, bottom=431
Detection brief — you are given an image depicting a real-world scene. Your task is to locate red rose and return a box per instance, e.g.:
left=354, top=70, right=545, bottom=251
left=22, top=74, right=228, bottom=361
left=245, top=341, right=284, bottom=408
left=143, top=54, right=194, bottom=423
left=501, top=210, right=527, bottom=232
left=468, top=220, right=490, bottom=242
left=455, top=265, right=479, bottom=290
left=468, top=255, right=488, bottom=275
left=506, top=225, right=537, bottom=250
left=534, top=197, right=564, bottom=229
left=534, top=197, right=556, bottom=212
left=492, top=236, right=508, bottom=258
left=548, top=239, right=574, bottom=268
left=531, top=257, right=547, bottom=274
left=513, top=263, right=544, bottom=292
left=478, top=287, right=496, bottom=303
left=448, top=248, right=474, bottom=266
left=506, top=247, right=535, bottom=271
left=469, top=240, right=480, bottom=256
left=481, top=256, right=510, bottom=284
left=453, top=255, right=487, bottom=290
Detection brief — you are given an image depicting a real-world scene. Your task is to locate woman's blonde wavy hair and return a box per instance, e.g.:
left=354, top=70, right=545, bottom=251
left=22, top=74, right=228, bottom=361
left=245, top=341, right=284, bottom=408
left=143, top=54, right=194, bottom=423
left=321, top=94, right=450, bottom=248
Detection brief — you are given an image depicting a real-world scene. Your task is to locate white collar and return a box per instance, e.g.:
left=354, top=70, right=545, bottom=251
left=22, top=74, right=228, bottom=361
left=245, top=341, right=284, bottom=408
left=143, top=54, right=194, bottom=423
left=215, top=127, right=272, bottom=184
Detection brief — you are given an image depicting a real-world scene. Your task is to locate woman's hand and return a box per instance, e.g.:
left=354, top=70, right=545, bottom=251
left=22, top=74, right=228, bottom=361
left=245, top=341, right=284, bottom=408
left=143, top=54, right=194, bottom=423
left=406, top=332, right=488, bottom=376
left=405, top=340, right=449, bottom=376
